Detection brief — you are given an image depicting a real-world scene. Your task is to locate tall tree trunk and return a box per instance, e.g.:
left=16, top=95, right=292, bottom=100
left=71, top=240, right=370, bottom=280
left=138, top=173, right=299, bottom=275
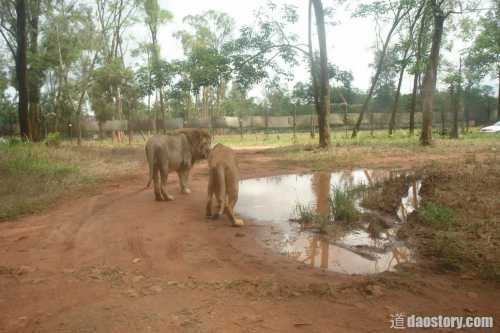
left=352, top=6, right=404, bottom=138
left=28, top=0, right=41, bottom=141
left=159, top=88, right=165, bottom=133
left=409, top=72, right=420, bottom=136
left=388, top=56, right=408, bottom=135
left=420, top=7, right=445, bottom=146
left=311, top=0, right=331, bottom=148
left=16, top=0, right=30, bottom=140
left=450, top=58, right=462, bottom=139
left=497, top=68, right=500, bottom=121
left=76, top=52, right=98, bottom=145
left=308, top=0, right=318, bottom=139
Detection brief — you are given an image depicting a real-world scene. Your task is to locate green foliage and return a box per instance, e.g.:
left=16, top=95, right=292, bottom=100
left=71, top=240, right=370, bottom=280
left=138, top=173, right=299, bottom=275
left=292, top=185, right=361, bottom=233
left=465, top=7, right=500, bottom=80
left=44, top=132, right=61, bottom=147
left=294, top=203, right=331, bottom=233
left=228, top=2, right=301, bottom=90
left=329, top=187, right=361, bottom=223
left=90, top=61, right=136, bottom=123
left=418, top=201, right=457, bottom=230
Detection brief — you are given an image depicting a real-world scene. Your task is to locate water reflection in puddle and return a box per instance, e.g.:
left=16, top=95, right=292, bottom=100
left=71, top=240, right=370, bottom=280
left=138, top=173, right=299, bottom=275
left=235, top=170, right=419, bottom=275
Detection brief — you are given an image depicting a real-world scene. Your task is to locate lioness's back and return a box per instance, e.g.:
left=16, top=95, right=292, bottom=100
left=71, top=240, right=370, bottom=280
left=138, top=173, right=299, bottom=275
left=208, top=143, right=238, bottom=171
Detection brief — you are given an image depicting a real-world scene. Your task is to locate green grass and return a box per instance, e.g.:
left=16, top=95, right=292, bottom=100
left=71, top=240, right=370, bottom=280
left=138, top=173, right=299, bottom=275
left=293, top=186, right=361, bottom=234
left=0, top=141, right=143, bottom=221
left=329, top=187, right=361, bottom=224
left=212, top=127, right=500, bottom=148
left=294, top=203, right=332, bottom=233
left=418, top=201, right=457, bottom=230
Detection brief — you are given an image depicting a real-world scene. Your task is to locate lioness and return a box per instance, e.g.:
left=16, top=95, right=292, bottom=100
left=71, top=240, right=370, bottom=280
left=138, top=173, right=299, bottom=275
left=205, top=144, right=244, bottom=227
left=145, top=128, right=211, bottom=201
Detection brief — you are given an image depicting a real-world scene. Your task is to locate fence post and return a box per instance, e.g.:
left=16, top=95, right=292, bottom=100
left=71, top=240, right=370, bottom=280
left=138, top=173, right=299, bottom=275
left=293, top=104, right=297, bottom=143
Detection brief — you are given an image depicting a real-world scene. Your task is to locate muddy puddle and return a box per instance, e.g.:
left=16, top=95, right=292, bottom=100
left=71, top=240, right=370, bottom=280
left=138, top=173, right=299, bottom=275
left=235, top=170, right=420, bottom=275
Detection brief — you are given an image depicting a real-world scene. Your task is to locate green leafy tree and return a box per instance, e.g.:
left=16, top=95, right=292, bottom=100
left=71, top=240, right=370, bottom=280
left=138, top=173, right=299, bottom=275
left=465, top=3, right=500, bottom=120
left=351, top=0, right=414, bottom=138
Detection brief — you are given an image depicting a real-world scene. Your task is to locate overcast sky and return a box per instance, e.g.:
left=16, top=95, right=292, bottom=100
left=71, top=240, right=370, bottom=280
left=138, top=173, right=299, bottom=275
left=122, top=0, right=494, bottom=99
left=0, top=0, right=493, bottom=101
left=151, top=0, right=386, bottom=98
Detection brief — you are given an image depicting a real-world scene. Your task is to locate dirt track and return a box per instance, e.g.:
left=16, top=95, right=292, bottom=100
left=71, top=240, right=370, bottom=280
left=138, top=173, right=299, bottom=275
left=0, top=150, right=498, bottom=332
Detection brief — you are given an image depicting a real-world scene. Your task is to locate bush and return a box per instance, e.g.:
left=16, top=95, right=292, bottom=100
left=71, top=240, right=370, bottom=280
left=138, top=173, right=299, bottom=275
left=45, top=132, right=61, bottom=147
left=7, top=136, right=23, bottom=146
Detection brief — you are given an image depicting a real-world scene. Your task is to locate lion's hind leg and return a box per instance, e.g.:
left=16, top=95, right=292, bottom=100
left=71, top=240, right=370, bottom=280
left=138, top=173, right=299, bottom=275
left=158, top=153, right=174, bottom=201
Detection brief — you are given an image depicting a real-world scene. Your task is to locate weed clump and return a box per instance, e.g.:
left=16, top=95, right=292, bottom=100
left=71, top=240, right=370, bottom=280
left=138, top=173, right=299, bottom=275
left=293, top=186, right=361, bottom=233
left=418, top=201, right=457, bottom=230
left=330, top=187, right=360, bottom=224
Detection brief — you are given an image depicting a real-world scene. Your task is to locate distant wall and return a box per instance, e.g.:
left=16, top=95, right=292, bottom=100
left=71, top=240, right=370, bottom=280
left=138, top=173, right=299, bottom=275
left=81, top=110, right=466, bottom=133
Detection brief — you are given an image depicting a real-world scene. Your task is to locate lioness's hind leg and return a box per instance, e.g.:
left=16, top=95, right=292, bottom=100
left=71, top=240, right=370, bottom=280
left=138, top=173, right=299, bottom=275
left=212, top=166, right=225, bottom=219
left=206, top=172, right=214, bottom=218
left=225, top=191, right=242, bottom=226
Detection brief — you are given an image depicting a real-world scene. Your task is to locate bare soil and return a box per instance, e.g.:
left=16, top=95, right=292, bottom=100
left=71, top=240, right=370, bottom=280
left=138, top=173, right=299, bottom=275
left=0, top=149, right=499, bottom=333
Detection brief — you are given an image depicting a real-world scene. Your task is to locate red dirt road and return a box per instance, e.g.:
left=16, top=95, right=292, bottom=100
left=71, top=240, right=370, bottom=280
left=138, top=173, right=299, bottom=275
left=0, top=150, right=498, bottom=332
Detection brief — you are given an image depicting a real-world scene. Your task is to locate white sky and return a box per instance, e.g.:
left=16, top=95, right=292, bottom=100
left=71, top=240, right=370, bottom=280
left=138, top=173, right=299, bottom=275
left=130, top=0, right=396, bottom=98
left=139, top=0, right=492, bottom=99
left=124, top=0, right=386, bottom=96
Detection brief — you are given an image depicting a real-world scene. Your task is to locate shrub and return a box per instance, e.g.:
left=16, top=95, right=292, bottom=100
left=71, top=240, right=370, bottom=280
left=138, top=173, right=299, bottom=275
left=45, top=132, right=61, bottom=147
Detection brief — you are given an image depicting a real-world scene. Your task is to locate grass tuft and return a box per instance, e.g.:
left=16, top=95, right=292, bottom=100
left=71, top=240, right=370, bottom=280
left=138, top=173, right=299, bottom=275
left=418, top=201, right=457, bottom=230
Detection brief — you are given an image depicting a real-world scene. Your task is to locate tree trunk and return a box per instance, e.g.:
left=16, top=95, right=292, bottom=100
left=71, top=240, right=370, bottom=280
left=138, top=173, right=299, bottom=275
left=408, top=1, right=427, bottom=136
left=159, top=88, right=165, bottom=133
left=308, top=0, right=319, bottom=140
left=28, top=0, right=41, bottom=141
left=420, top=8, right=445, bottom=146
left=352, top=7, right=403, bottom=138
left=497, top=68, right=500, bottom=121
left=311, top=0, right=331, bottom=148
left=16, top=0, right=30, bottom=140
left=409, top=71, right=420, bottom=136
left=388, top=59, right=408, bottom=135
left=450, top=59, right=462, bottom=139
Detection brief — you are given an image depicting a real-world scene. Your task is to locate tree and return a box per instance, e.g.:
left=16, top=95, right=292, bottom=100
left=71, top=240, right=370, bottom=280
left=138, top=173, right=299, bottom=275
left=175, top=10, right=235, bottom=126
left=419, top=0, right=471, bottom=145
left=27, top=0, right=42, bottom=141
left=443, top=59, right=463, bottom=138
left=0, top=0, right=30, bottom=139
left=95, top=0, right=138, bottom=141
left=311, top=0, right=331, bottom=148
left=142, top=0, right=173, bottom=132
left=408, top=4, right=432, bottom=135
left=465, top=2, right=500, bottom=121
left=351, top=0, right=412, bottom=138
left=388, top=1, right=425, bottom=135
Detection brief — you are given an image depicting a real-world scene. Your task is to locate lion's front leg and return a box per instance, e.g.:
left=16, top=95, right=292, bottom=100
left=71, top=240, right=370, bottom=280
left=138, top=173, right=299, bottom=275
left=178, top=168, right=191, bottom=194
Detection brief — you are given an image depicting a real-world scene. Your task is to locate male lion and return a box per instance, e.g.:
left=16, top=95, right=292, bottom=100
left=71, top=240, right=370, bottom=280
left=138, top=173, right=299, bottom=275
left=205, top=144, right=244, bottom=227
left=145, top=128, right=211, bottom=201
